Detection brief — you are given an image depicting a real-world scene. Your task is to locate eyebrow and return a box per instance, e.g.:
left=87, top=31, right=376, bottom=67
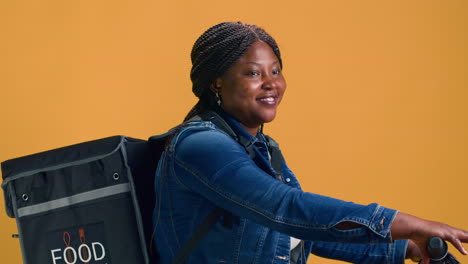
left=245, top=61, right=279, bottom=66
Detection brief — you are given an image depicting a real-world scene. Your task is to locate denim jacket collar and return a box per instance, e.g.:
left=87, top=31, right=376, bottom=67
left=215, top=109, right=277, bottom=178
left=216, top=109, right=264, bottom=144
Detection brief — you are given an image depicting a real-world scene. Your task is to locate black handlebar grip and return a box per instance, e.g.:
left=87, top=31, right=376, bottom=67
left=427, top=237, right=449, bottom=261
left=420, top=237, right=461, bottom=264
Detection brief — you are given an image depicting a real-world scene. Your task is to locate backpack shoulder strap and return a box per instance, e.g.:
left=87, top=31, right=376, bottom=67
left=199, top=111, right=256, bottom=159
left=171, top=208, right=224, bottom=264
left=263, top=135, right=286, bottom=180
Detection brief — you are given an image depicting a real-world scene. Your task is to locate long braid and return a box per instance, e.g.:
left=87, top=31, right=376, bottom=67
left=184, top=22, right=283, bottom=121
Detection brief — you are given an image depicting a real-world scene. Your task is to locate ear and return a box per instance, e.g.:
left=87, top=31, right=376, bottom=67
left=210, top=78, right=222, bottom=94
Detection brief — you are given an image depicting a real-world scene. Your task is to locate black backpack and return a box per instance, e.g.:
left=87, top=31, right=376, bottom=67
left=2, top=136, right=159, bottom=264
left=1, top=112, right=284, bottom=264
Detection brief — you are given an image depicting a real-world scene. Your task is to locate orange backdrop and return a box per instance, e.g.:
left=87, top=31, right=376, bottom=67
left=1, top=1, right=467, bottom=263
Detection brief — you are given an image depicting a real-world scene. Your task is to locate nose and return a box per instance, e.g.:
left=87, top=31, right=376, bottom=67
left=261, top=74, right=276, bottom=90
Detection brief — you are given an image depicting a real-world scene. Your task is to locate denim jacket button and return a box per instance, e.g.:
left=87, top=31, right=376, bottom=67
left=375, top=216, right=385, bottom=231
left=285, top=178, right=291, bottom=183
left=375, top=223, right=383, bottom=232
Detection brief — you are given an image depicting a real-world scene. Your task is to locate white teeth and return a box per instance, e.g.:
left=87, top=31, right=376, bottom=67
left=260, top=97, right=274, bottom=102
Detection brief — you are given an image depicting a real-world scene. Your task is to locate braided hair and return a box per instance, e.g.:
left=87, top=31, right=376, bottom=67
left=184, top=21, right=283, bottom=121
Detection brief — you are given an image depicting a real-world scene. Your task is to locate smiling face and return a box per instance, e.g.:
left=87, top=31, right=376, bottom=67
left=213, top=41, right=286, bottom=136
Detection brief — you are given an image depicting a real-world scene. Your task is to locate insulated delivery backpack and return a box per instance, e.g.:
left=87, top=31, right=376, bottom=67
left=1, top=135, right=163, bottom=264
left=1, top=112, right=284, bottom=264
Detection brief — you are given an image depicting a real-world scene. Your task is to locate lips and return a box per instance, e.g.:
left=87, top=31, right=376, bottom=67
left=256, top=95, right=278, bottom=105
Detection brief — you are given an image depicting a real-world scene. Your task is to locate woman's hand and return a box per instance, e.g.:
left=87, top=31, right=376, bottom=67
left=392, top=212, right=468, bottom=264
left=406, top=240, right=423, bottom=263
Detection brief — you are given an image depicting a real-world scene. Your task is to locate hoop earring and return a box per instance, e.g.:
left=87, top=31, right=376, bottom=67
left=215, top=92, right=221, bottom=107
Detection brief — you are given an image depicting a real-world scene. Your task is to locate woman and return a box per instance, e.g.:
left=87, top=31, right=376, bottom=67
left=153, top=21, right=468, bottom=264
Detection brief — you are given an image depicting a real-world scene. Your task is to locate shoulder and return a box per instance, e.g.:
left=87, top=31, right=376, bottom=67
left=170, top=121, right=245, bottom=158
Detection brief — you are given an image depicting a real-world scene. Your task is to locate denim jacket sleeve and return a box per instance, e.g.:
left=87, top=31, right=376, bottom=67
left=310, top=239, right=408, bottom=264
left=170, top=123, right=399, bottom=244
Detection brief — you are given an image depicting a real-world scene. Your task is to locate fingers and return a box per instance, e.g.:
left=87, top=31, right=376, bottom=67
left=461, top=229, right=468, bottom=243
left=454, top=228, right=468, bottom=254
left=411, top=239, right=430, bottom=264
left=420, top=256, right=430, bottom=264
left=406, top=240, right=423, bottom=262
left=420, top=245, right=431, bottom=264
left=441, top=227, right=468, bottom=255
left=447, top=236, right=468, bottom=255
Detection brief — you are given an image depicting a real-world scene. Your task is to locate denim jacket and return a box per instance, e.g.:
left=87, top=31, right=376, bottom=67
left=153, top=112, right=408, bottom=264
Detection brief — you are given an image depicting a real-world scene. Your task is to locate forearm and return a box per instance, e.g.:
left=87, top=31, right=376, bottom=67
left=390, top=212, right=421, bottom=240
